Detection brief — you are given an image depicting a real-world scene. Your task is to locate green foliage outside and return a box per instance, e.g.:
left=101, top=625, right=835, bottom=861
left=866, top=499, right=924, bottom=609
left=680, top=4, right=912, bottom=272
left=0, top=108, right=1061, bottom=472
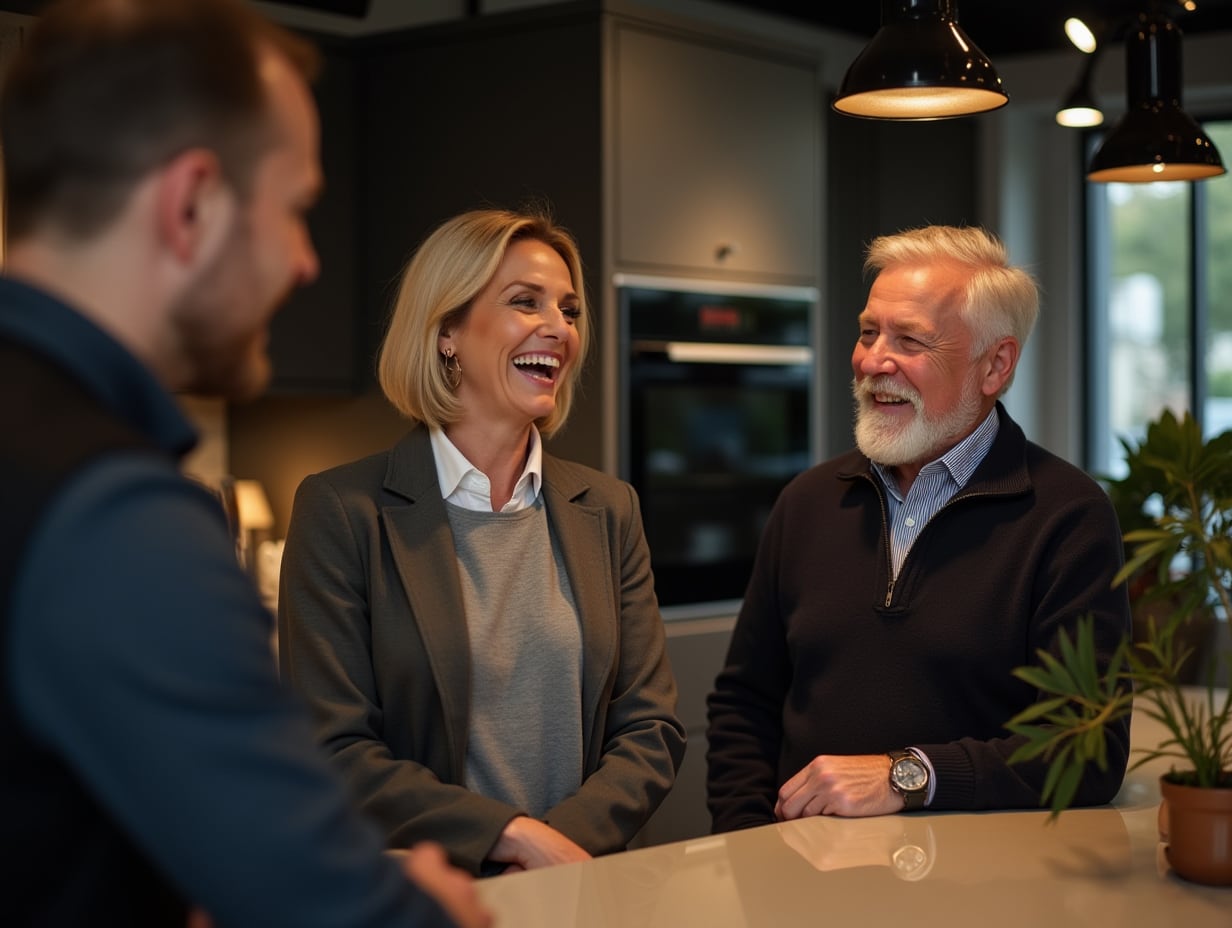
left=1107, top=120, right=1232, bottom=397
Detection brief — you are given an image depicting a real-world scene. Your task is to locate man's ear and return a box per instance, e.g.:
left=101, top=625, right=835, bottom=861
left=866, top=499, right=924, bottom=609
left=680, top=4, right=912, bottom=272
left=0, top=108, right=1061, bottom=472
left=155, top=148, right=234, bottom=266
left=981, top=336, right=1020, bottom=397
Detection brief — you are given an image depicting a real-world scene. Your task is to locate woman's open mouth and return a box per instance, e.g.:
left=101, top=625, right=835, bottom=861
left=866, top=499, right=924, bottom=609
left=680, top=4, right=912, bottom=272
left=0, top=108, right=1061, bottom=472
left=513, top=352, right=561, bottom=384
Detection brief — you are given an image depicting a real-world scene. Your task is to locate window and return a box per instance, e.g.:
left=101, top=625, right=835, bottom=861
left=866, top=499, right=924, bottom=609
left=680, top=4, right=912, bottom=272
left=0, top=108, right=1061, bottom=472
left=1086, top=118, right=1232, bottom=477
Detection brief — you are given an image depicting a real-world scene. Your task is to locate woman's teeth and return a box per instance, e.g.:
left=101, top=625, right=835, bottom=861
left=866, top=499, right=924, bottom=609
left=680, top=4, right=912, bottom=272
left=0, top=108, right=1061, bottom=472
left=513, top=354, right=560, bottom=380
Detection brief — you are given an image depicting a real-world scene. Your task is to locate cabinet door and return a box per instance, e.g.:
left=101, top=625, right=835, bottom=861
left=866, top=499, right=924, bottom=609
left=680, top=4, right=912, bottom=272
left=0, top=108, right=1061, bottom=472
left=614, top=25, right=820, bottom=282
left=267, top=42, right=362, bottom=394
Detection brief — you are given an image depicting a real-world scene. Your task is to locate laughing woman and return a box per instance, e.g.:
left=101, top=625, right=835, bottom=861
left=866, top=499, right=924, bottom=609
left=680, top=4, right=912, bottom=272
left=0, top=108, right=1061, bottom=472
left=278, top=208, right=686, bottom=876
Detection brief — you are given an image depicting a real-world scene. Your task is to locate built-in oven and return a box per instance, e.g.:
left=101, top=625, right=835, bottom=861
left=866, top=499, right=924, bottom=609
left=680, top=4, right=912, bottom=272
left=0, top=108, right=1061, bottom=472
left=616, top=274, right=819, bottom=616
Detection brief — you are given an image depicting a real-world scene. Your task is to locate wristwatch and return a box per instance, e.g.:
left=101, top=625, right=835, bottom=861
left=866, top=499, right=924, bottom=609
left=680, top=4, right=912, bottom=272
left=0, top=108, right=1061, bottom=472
left=887, top=749, right=929, bottom=811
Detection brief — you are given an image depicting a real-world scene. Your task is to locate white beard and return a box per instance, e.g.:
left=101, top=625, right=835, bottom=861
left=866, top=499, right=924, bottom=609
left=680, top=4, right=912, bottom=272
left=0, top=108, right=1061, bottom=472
left=852, top=374, right=984, bottom=467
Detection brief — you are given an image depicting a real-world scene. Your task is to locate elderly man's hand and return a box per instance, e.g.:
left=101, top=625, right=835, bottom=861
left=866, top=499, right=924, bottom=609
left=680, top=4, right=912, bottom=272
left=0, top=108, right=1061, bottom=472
left=775, top=754, right=902, bottom=819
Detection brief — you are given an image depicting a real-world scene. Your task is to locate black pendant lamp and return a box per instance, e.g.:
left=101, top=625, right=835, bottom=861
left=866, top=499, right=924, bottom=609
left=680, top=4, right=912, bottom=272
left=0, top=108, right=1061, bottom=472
left=1086, top=11, right=1225, bottom=183
left=832, top=0, right=1008, bottom=120
left=1056, top=47, right=1105, bottom=128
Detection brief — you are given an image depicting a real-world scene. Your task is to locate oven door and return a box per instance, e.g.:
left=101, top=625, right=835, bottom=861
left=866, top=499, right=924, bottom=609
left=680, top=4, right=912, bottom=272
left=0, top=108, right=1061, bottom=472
left=627, top=341, right=812, bottom=611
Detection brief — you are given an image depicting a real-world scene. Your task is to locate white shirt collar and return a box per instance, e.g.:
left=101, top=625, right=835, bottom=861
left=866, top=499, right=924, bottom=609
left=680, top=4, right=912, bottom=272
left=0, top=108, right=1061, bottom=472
left=872, top=405, right=1000, bottom=500
left=429, top=426, right=543, bottom=513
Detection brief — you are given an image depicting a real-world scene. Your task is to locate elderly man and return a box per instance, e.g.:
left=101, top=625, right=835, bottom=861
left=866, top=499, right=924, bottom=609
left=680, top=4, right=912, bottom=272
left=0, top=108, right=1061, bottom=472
left=0, top=1, right=488, bottom=925
left=706, top=225, right=1130, bottom=832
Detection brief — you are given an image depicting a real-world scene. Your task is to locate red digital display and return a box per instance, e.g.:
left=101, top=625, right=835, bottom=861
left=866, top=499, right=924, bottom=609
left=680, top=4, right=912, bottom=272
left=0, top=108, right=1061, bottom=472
left=698, top=304, right=743, bottom=331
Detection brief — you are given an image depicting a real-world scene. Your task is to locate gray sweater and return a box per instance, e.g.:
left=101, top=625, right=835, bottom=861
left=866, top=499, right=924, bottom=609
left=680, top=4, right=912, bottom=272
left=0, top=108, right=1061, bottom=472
left=445, top=499, right=584, bottom=817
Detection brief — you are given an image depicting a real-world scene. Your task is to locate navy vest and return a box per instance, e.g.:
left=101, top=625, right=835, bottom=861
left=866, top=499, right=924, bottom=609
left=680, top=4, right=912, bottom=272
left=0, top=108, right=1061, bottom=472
left=1, top=336, right=187, bottom=926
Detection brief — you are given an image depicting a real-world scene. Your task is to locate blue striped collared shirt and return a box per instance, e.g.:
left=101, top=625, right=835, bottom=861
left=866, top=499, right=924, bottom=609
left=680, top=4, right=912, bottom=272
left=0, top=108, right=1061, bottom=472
left=872, top=407, right=1000, bottom=579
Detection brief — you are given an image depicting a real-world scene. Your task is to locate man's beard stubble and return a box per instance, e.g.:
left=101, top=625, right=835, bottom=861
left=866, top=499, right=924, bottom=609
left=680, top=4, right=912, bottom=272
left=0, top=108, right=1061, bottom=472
left=171, top=225, right=288, bottom=402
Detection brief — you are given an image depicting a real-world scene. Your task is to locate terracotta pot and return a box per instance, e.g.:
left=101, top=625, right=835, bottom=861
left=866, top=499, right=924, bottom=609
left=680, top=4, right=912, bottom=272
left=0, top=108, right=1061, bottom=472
left=1158, top=776, right=1232, bottom=886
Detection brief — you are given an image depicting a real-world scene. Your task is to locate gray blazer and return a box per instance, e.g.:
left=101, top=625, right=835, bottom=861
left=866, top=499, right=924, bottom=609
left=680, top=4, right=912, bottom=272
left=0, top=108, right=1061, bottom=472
left=278, top=425, right=686, bottom=874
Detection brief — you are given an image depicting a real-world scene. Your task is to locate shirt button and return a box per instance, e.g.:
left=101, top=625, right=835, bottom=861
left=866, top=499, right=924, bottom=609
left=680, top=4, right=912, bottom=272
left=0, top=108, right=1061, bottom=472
left=905, top=517, right=916, bottom=527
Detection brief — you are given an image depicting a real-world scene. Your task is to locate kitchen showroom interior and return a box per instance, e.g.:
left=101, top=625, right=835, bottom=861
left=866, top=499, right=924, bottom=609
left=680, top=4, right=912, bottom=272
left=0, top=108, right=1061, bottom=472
left=3, top=0, right=1231, bottom=923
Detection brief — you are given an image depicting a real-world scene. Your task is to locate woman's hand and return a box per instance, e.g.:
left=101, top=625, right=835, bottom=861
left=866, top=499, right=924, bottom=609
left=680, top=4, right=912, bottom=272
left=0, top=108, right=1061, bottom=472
left=489, top=815, right=592, bottom=871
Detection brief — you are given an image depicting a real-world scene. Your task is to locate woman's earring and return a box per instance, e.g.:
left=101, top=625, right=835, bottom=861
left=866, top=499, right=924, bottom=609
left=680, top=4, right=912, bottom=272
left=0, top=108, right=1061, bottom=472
left=443, top=347, right=462, bottom=389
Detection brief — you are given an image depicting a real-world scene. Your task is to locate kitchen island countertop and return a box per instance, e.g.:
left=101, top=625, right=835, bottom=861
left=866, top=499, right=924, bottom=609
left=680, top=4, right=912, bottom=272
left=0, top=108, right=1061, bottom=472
left=477, top=690, right=1230, bottom=926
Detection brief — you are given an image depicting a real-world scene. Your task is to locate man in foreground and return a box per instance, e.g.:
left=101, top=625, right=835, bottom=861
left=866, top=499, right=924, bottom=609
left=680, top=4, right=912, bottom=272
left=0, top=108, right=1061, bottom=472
left=1, top=1, right=489, bottom=925
left=706, top=225, right=1131, bottom=831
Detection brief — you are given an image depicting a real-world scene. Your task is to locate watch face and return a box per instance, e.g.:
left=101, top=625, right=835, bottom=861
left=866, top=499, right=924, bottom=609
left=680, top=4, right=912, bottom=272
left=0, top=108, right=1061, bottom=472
left=892, top=757, right=928, bottom=791
left=891, top=844, right=930, bottom=879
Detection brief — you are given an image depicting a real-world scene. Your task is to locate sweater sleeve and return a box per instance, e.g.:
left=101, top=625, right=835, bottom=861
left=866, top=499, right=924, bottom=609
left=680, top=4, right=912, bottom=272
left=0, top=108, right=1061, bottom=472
left=11, top=456, right=454, bottom=928
left=705, top=489, right=794, bottom=833
left=920, top=476, right=1132, bottom=811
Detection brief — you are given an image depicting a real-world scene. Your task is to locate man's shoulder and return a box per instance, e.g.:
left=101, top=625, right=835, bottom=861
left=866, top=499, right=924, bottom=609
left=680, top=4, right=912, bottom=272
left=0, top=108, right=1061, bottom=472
left=788, top=448, right=868, bottom=490
left=1021, top=438, right=1108, bottom=501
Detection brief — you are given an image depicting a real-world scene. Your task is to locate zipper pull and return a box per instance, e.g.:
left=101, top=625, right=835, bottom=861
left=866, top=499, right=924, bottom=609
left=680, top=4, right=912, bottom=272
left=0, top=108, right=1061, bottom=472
left=885, top=579, right=894, bottom=607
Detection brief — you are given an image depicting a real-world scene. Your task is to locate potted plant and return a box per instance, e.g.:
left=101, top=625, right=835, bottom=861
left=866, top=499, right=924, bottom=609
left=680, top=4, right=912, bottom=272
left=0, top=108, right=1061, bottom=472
left=1006, top=409, right=1232, bottom=886
left=1104, top=415, right=1218, bottom=679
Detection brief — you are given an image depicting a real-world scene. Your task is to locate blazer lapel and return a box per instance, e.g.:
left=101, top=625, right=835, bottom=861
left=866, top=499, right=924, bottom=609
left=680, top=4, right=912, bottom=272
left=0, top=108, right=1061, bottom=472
left=543, top=456, right=617, bottom=741
left=382, top=427, right=471, bottom=773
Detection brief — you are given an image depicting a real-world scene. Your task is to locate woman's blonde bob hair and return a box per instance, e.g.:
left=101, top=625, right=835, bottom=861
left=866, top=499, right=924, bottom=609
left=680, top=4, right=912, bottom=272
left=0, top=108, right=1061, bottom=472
left=377, top=208, right=590, bottom=438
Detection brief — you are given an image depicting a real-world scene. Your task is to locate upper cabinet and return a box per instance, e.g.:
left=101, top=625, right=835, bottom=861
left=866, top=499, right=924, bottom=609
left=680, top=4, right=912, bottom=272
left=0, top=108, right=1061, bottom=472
left=259, top=2, right=825, bottom=468
left=612, top=23, right=821, bottom=284
left=266, top=41, right=364, bottom=394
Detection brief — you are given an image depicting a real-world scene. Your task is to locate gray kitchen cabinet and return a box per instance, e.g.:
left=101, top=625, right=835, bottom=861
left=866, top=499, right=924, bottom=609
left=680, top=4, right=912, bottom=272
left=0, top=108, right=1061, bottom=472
left=356, top=8, right=605, bottom=467
left=353, top=4, right=823, bottom=468
left=613, top=22, right=821, bottom=283
left=267, top=39, right=365, bottom=394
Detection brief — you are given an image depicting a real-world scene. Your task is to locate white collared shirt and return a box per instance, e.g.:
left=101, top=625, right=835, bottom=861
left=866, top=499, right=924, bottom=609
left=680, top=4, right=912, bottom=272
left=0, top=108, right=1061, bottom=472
left=872, top=406, right=1000, bottom=579
left=429, top=427, right=543, bottom=513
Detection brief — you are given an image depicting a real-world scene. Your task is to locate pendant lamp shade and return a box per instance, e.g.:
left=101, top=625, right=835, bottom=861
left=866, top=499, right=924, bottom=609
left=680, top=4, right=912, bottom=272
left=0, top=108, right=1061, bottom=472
left=1056, top=49, right=1104, bottom=128
left=832, top=0, right=1008, bottom=120
left=1086, top=12, right=1225, bottom=183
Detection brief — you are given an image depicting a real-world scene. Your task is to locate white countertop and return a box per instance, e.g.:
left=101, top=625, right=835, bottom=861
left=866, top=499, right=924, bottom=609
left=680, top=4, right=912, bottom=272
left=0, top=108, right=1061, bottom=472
left=477, top=692, right=1231, bottom=926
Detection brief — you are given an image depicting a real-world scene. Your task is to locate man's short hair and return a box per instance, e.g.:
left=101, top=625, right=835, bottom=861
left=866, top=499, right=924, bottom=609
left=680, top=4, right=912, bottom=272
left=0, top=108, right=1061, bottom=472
left=864, top=225, right=1040, bottom=395
left=0, top=0, right=319, bottom=242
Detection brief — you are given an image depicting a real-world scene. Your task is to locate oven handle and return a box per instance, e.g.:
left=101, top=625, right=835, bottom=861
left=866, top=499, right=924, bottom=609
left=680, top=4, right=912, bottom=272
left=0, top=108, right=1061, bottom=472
left=631, top=340, right=813, bottom=366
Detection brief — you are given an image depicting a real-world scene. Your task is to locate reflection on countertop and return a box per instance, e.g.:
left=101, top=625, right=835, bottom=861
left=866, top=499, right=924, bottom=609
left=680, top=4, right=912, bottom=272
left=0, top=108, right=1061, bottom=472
left=477, top=691, right=1231, bottom=926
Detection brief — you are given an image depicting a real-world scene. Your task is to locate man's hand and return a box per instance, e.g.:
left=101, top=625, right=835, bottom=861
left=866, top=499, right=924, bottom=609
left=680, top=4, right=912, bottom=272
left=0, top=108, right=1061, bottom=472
left=489, top=816, right=592, bottom=872
left=402, top=842, right=493, bottom=928
left=775, top=754, right=902, bottom=819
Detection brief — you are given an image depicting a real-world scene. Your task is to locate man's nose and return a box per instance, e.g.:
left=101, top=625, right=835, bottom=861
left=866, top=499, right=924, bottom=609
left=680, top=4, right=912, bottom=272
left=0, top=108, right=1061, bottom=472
left=856, top=338, right=896, bottom=375
left=297, top=230, right=320, bottom=286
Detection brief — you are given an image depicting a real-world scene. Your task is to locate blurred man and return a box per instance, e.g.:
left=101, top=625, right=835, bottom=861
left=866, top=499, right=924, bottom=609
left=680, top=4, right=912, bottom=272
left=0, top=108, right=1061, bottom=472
left=0, top=1, right=489, bottom=925
left=707, top=225, right=1131, bottom=831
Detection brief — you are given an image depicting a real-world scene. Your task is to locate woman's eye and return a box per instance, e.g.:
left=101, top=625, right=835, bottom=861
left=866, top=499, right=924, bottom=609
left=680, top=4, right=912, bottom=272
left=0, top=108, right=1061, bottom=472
left=509, top=295, right=537, bottom=310
left=562, top=306, right=582, bottom=321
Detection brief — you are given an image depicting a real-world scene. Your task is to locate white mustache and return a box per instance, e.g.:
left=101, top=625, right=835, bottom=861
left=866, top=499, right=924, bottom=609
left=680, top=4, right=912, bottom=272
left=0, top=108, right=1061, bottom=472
left=855, top=376, right=922, bottom=407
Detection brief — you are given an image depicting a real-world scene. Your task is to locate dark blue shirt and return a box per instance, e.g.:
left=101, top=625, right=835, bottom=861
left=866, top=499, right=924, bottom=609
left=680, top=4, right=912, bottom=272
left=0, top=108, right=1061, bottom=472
left=2, top=276, right=453, bottom=927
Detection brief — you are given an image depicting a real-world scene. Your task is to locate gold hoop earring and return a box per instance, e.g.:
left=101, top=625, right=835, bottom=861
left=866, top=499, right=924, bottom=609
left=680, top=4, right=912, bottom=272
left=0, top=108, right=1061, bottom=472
left=442, top=347, right=462, bottom=389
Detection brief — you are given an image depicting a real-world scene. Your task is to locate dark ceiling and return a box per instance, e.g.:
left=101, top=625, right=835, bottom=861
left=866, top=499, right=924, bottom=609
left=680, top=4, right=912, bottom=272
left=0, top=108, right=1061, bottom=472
left=7, top=1, right=1226, bottom=56
left=721, top=0, right=1232, bottom=57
